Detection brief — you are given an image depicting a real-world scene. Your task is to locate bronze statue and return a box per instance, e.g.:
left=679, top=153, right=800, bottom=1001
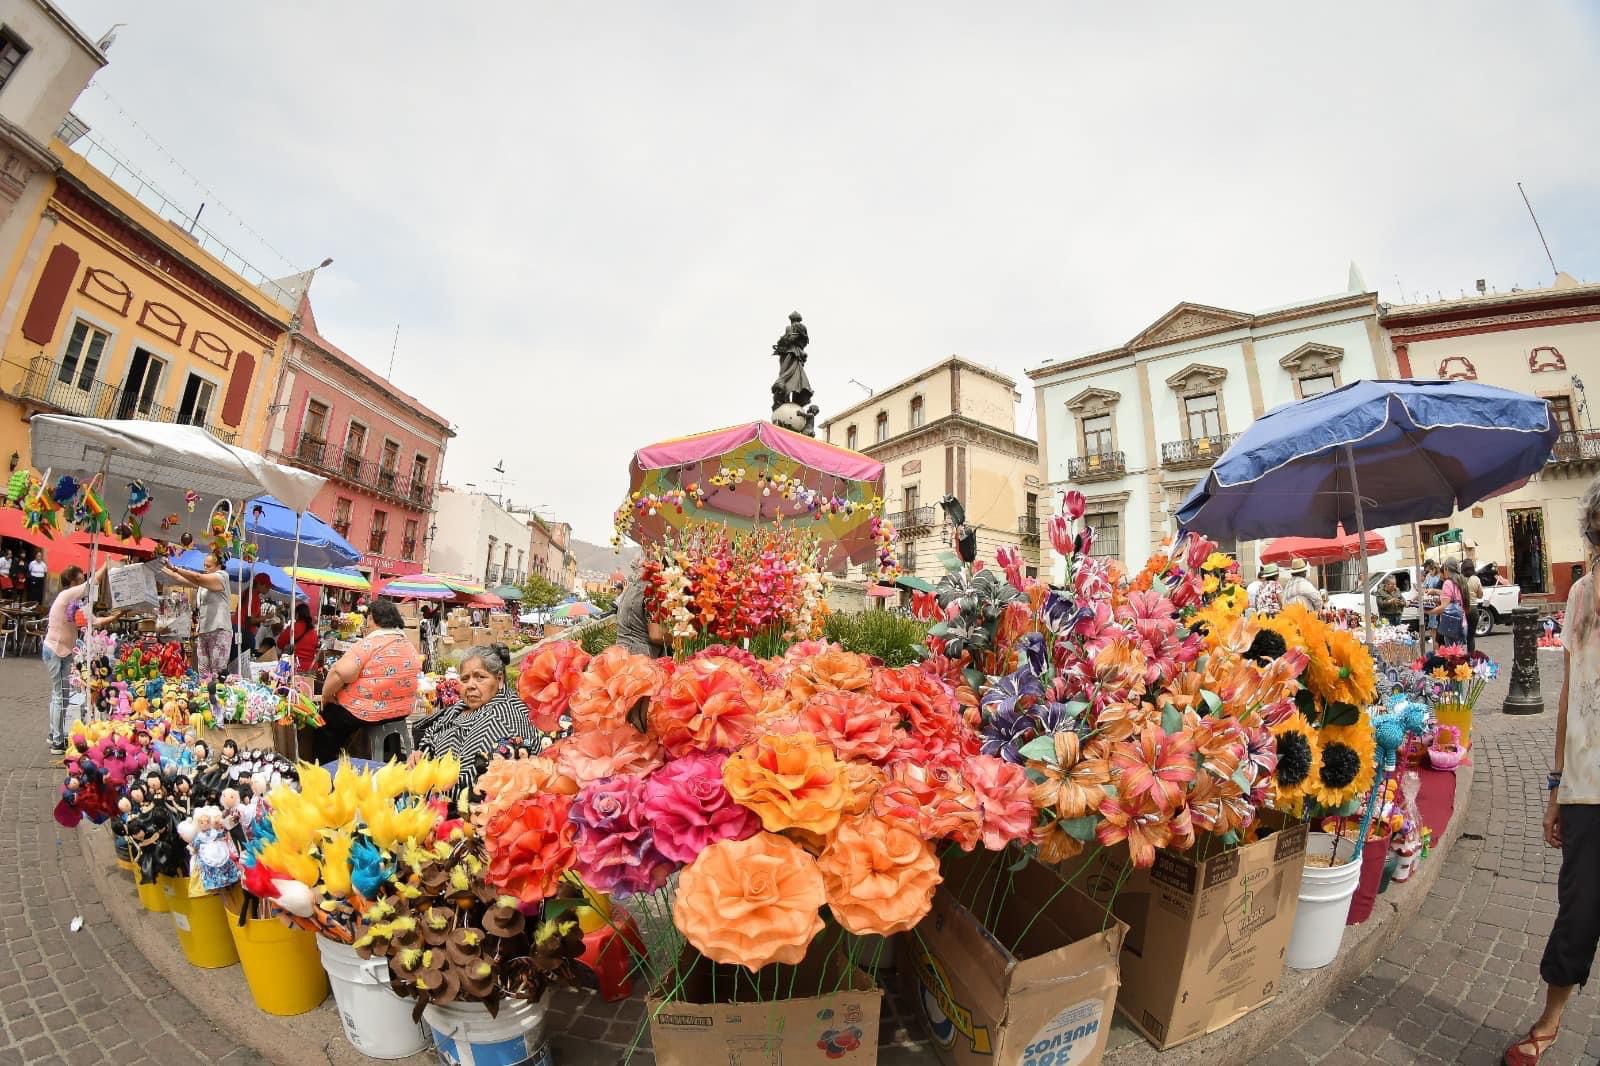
left=770, top=311, right=819, bottom=435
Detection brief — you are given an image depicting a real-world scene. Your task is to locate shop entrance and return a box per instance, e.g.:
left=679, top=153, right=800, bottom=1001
left=1508, top=508, right=1548, bottom=594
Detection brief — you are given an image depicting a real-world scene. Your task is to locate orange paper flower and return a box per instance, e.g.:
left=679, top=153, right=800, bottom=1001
left=649, top=656, right=763, bottom=757
left=872, top=762, right=981, bottom=849
left=474, top=755, right=577, bottom=828
left=817, top=815, right=941, bottom=936
left=794, top=691, right=899, bottom=763
left=516, top=640, right=591, bottom=732
left=483, top=792, right=578, bottom=906
left=672, top=832, right=825, bottom=971
left=841, top=761, right=886, bottom=817
left=550, top=724, right=663, bottom=787
left=783, top=649, right=873, bottom=703
left=568, top=646, right=666, bottom=732
left=723, top=732, right=850, bottom=838
left=872, top=665, right=964, bottom=737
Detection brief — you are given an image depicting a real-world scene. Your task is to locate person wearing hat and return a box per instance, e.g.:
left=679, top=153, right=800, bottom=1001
left=1281, top=558, right=1323, bottom=613
left=1249, top=563, right=1282, bottom=614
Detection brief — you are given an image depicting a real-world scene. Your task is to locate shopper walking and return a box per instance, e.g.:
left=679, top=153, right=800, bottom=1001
left=1420, top=560, right=1443, bottom=654
left=163, top=551, right=233, bottom=677
left=1506, top=476, right=1600, bottom=1065
left=1253, top=563, right=1283, bottom=616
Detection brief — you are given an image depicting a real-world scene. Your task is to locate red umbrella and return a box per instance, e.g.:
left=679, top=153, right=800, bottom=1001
left=1261, top=525, right=1386, bottom=566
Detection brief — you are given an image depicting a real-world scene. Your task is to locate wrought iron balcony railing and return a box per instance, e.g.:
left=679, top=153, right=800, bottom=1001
left=288, top=430, right=435, bottom=511
left=1018, top=515, right=1041, bottom=542
left=886, top=505, right=935, bottom=533
left=16, top=356, right=237, bottom=443
left=1549, top=431, right=1600, bottom=465
left=1161, top=433, right=1237, bottom=469
left=1067, top=451, right=1126, bottom=481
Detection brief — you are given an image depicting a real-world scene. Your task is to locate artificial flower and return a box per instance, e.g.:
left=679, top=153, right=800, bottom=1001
left=1325, top=629, right=1377, bottom=709
left=962, top=754, right=1036, bottom=851
left=723, top=732, right=850, bottom=839
left=841, top=760, right=886, bottom=817
left=517, top=640, right=592, bottom=732
left=783, top=648, right=873, bottom=703
left=474, top=756, right=577, bottom=828
left=793, top=691, right=899, bottom=763
left=649, top=656, right=763, bottom=756
left=551, top=724, right=663, bottom=787
left=816, top=815, right=942, bottom=936
left=1309, top=718, right=1376, bottom=810
left=1028, top=732, right=1112, bottom=820
left=1096, top=792, right=1172, bottom=869
left=641, top=752, right=761, bottom=864
left=872, top=762, right=981, bottom=849
left=568, top=646, right=666, bottom=732
left=483, top=792, right=578, bottom=907
left=872, top=665, right=963, bottom=737
left=672, top=833, right=825, bottom=971
left=569, top=776, right=673, bottom=897
left=1110, top=723, right=1197, bottom=814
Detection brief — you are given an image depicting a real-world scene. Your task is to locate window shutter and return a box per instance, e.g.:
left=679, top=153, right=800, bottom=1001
left=220, top=349, right=256, bottom=427
left=21, top=245, right=80, bottom=345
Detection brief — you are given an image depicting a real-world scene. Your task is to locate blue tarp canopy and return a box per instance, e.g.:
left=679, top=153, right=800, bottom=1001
left=240, top=495, right=360, bottom=570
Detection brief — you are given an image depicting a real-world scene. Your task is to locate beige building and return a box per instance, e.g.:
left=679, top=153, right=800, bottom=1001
left=1382, top=273, right=1600, bottom=604
left=820, top=356, right=1042, bottom=603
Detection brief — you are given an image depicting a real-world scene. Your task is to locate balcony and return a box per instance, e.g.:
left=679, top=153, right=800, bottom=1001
left=486, top=565, right=501, bottom=585
left=1017, top=515, right=1040, bottom=544
left=15, top=357, right=237, bottom=443
left=1161, top=433, right=1237, bottom=470
left=288, top=430, right=434, bottom=511
left=1067, top=451, right=1126, bottom=483
left=368, top=529, right=388, bottom=555
left=1549, top=430, right=1600, bottom=468
left=887, top=505, right=935, bottom=534
left=401, top=537, right=418, bottom=562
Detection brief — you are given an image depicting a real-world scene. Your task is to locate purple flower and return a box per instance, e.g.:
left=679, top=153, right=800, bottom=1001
left=569, top=775, right=673, bottom=897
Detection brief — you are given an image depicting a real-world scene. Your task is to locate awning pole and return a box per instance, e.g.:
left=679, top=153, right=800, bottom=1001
left=1347, top=445, right=1374, bottom=645
left=288, top=510, right=303, bottom=762
left=82, top=453, right=110, bottom=722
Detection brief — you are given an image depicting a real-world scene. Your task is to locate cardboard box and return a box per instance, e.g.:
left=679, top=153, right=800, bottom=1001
left=402, top=624, right=422, bottom=652
left=470, top=626, right=491, bottom=646
left=905, top=850, right=1125, bottom=1066
left=648, top=947, right=881, bottom=1066
left=1065, top=815, right=1307, bottom=1050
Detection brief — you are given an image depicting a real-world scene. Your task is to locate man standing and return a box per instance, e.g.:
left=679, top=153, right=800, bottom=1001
left=1281, top=558, right=1323, bottom=612
left=1466, top=564, right=1484, bottom=655
left=26, top=551, right=47, bottom=604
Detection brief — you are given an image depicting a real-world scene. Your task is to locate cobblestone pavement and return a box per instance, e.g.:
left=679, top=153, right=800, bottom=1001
left=0, top=660, right=263, bottom=1066
left=1255, top=634, right=1595, bottom=1066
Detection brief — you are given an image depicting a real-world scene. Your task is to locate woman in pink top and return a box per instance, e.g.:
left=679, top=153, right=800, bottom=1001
left=43, top=564, right=120, bottom=755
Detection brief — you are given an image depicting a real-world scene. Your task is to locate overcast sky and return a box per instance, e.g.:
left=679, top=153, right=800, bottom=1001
left=55, top=1, right=1600, bottom=543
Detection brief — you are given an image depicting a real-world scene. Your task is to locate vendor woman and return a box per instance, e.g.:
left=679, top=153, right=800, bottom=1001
left=412, top=643, right=544, bottom=793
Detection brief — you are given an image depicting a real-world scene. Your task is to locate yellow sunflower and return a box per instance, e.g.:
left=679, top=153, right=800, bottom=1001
left=1325, top=629, right=1377, bottom=708
left=1269, top=712, right=1321, bottom=810
left=1309, top=718, right=1376, bottom=810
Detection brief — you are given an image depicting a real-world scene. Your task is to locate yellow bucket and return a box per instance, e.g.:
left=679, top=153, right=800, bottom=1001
left=166, top=880, right=240, bottom=970
left=223, top=891, right=328, bottom=1016
left=1434, top=701, right=1473, bottom=749
left=135, top=868, right=169, bottom=913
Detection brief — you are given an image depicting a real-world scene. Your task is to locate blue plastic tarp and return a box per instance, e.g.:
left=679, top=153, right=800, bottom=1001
left=170, top=548, right=305, bottom=601
left=239, top=495, right=360, bottom=569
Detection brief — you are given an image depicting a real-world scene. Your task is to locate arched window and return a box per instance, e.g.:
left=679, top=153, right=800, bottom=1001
left=909, top=394, right=925, bottom=429
left=846, top=424, right=858, bottom=450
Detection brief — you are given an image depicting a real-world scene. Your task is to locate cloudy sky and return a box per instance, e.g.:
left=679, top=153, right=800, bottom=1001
left=55, top=1, right=1600, bottom=543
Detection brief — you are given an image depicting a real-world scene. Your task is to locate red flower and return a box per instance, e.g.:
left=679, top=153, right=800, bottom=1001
left=517, top=641, right=591, bottom=732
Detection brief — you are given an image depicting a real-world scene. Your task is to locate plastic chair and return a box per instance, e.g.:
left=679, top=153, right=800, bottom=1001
left=0, top=614, right=18, bottom=658
left=360, top=718, right=413, bottom=762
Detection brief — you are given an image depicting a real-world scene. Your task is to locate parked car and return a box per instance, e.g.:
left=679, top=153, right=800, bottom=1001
left=1325, top=567, right=1520, bottom=636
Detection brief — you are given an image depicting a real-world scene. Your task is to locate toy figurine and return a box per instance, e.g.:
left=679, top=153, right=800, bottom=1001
left=191, top=806, right=239, bottom=891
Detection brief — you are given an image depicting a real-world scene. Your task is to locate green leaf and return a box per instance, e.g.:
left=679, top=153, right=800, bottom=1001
left=963, top=666, right=986, bottom=694
left=928, top=622, right=949, bottom=638
left=1064, top=700, right=1090, bottom=720
left=1018, top=736, right=1059, bottom=763
left=1161, top=704, right=1182, bottom=735
left=1201, top=689, right=1222, bottom=716
left=1324, top=702, right=1360, bottom=728
left=939, top=552, right=962, bottom=573
left=1332, top=797, right=1364, bottom=817
left=1007, top=848, right=1033, bottom=872
left=1231, top=770, right=1253, bottom=793
left=1060, top=815, right=1100, bottom=842
left=1220, top=830, right=1240, bottom=848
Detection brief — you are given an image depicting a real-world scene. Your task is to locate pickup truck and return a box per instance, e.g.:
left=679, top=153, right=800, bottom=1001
left=1325, top=567, right=1521, bottom=637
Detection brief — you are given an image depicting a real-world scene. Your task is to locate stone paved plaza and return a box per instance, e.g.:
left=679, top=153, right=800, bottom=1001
left=0, top=632, right=1591, bottom=1065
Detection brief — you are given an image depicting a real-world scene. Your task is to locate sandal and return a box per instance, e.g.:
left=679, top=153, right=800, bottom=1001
left=1503, top=1028, right=1558, bottom=1065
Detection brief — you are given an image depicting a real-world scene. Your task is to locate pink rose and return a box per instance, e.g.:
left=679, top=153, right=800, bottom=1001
left=570, top=775, right=673, bottom=897
left=641, top=753, right=760, bottom=864
left=962, top=754, right=1037, bottom=851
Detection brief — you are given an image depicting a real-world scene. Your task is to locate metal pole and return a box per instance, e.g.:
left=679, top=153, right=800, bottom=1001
left=1346, top=445, right=1374, bottom=645
left=288, top=511, right=303, bottom=761
left=82, top=456, right=110, bottom=721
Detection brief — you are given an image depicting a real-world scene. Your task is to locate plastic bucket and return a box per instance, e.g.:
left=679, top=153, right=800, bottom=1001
left=167, top=882, right=240, bottom=969
left=113, top=839, right=136, bottom=880
left=1286, top=833, right=1363, bottom=970
left=224, top=892, right=327, bottom=1014
left=134, top=868, right=169, bottom=913
left=424, top=995, right=552, bottom=1066
left=317, top=935, right=427, bottom=1059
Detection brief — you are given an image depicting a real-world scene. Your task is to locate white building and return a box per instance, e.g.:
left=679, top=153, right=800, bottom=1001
left=428, top=486, right=533, bottom=588
left=1028, top=277, right=1401, bottom=585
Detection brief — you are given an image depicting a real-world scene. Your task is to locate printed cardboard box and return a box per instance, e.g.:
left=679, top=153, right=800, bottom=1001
left=648, top=947, right=882, bottom=1066
left=905, top=849, right=1126, bottom=1066
left=1067, top=815, right=1308, bottom=1050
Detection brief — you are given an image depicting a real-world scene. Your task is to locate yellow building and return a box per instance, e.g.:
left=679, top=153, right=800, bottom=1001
left=820, top=356, right=1042, bottom=606
left=0, top=140, right=292, bottom=466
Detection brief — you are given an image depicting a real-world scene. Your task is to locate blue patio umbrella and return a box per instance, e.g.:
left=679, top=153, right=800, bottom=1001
left=240, top=496, right=360, bottom=569
left=171, top=548, right=305, bottom=601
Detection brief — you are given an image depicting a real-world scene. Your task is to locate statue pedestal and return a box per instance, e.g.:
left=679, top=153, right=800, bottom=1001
left=1502, top=605, right=1545, bottom=715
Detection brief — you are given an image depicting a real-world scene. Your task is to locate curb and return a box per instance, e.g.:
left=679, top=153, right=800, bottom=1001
left=1102, top=756, right=1475, bottom=1064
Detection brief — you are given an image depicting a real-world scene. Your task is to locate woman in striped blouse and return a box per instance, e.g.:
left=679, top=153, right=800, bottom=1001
left=413, top=644, right=552, bottom=793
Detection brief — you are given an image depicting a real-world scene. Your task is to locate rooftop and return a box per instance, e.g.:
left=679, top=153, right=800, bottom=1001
left=294, top=295, right=454, bottom=434
left=819, top=355, right=1017, bottom=429
left=1382, top=271, right=1600, bottom=321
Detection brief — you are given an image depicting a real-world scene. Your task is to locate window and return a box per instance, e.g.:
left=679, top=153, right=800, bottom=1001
left=402, top=519, right=419, bottom=561
left=343, top=422, right=367, bottom=478
left=875, top=411, right=889, bottom=443
left=1183, top=392, right=1221, bottom=439
left=904, top=484, right=920, bottom=514
left=1298, top=374, right=1337, bottom=399
left=909, top=395, right=924, bottom=429
left=57, top=321, right=108, bottom=390
left=332, top=497, right=353, bottom=538
left=409, top=454, right=430, bottom=500
left=378, top=439, right=399, bottom=492
left=116, top=348, right=165, bottom=420
left=1085, top=510, right=1120, bottom=560
left=1082, top=413, right=1113, bottom=456
left=1549, top=396, right=1577, bottom=436
left=846, top=425, right=858, bottom=450
left=0, top=29, right=28, bottom=93
left=176, top=373, right=217, bottom=427
left=368, top=509, right=388, bottom=554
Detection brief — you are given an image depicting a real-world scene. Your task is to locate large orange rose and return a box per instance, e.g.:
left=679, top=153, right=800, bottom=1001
left=794, top=691, right=899, bottom=763
left=872, top=665, right=964, bottom=737
left=817, top=815, right=942, bottom=936
left=473, top=755, right=577, bottom=827
left=841, top=761, right=885, bottom=817
left=723, top=732, right=850, bottom=838
left=483, top=793, right=577, bottom=907
left=872, top=761, right=981, bottom=849
left=783, top=649, right=873, bottom=703
left=673, top=832, right=825, bottom=971
left=568, top=646, right=665, bottom=732
left=649, top=657, right=762, bottom=756
left=517, top=641, right=591, bottom=732
left=550, top=724, right=663, bottom=787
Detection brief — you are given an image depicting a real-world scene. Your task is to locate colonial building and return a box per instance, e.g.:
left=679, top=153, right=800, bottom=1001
left=0, top=142, right=292, bottom=465
left=1028, top=281, right=1397, bottom=581
left=263, top=294, right=452, bottom=585
left=545, top=518, right=578, bottom=592
left=1382, top=273, right=1600, bottom=603
left=429, top=486, right=533, bottom=589
left=819, top=356, right=1041, bottom=601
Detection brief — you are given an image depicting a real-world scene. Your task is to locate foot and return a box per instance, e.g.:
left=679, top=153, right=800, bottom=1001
left=1504, top=1026, right=1558, bottom=1065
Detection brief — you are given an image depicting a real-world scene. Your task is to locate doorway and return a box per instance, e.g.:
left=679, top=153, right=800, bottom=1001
left=117, top=348, right=165, bottom=420
left=1508, top=508, right=1548, bottom=594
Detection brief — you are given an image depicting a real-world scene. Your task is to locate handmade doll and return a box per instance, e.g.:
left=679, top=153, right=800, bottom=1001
left=191, top=806, right=239, bottom=892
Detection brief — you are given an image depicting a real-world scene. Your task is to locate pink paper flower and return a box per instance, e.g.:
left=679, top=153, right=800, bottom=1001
left=1061, top=490, right=1087, bottom=521
left=962, top=754, right=1037, bottom=851
left=641, top=753, right=761, bottom=863
left=570, top=775, right=673, bottom=897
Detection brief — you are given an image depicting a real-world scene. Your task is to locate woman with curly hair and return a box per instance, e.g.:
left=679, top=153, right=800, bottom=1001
left=1507, top=474, right=1600, bottom=1065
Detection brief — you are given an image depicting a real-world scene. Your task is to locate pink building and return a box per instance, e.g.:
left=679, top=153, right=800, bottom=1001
left=262, top=296, right=453, bottom=584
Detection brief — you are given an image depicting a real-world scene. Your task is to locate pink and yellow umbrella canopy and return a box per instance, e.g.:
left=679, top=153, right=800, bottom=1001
left=619, top=421, right=886, bottom=570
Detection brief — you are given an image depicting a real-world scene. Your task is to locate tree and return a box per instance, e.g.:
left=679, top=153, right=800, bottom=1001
left=588, top=586, right=619, bottom=614
left=521, top=573, right=566, bottom=610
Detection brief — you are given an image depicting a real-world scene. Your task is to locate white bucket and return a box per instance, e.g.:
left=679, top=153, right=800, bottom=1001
left=424, top=994, right=552, bottom=1066
left=316, top=936, right=428, bottom=1059
left=1285, top=832, right=1363, bottom=970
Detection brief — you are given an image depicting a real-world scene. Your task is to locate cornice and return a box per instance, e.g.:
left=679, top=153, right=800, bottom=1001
left=863, top=413, right=1037, bottom=465
left=1384, top=301, right=1600, bottom=340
